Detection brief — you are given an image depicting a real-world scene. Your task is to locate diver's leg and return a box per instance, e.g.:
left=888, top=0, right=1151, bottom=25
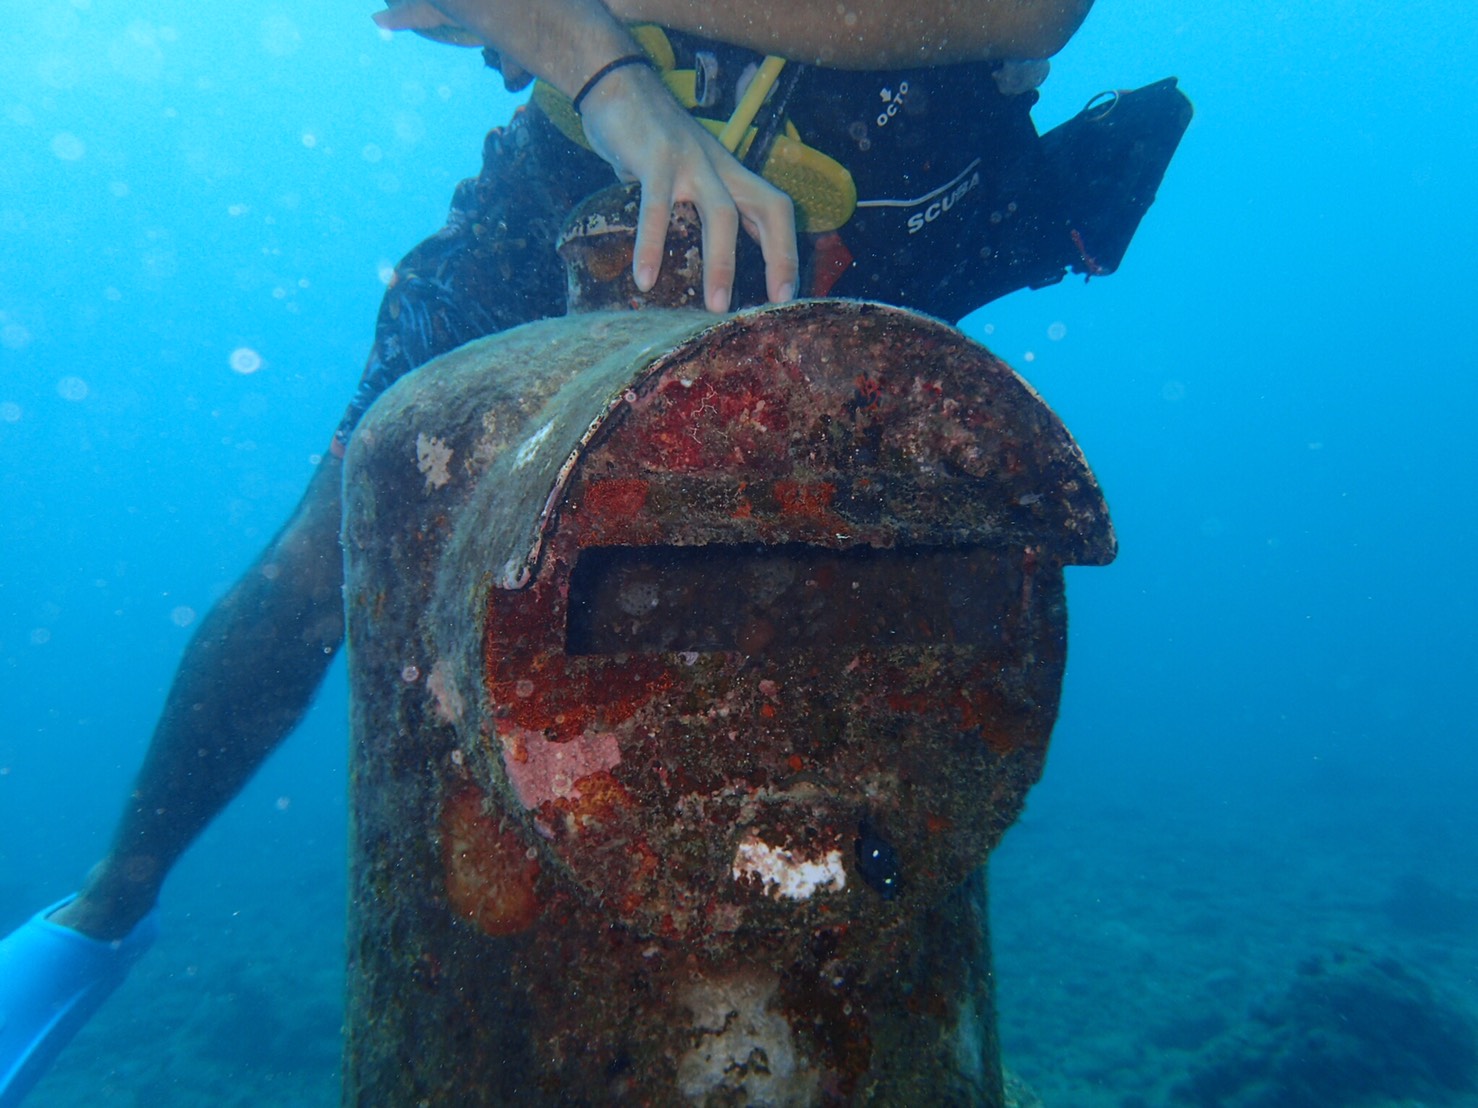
left=50, top=109, right=610, bottom=942
left=51, top=455, right=346, bottom=941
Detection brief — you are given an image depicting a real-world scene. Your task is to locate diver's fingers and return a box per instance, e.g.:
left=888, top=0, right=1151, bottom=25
left=372, top=1, right=452, bottom=32
left=633, top=167, right=676, bottom=295
left=733, top=178, right=798, bottom=303
left=686, top=174, right=739, bottom=314
left=580, top=64, right=797, bottom=312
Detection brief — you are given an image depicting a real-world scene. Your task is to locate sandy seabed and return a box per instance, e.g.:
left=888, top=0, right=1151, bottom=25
left=20, top=771, right=1478, bottom=1108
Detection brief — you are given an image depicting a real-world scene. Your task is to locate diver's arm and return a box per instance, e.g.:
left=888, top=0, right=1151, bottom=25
left=50, top=458, right=346, bottom=940
left=379, top=0, right=640, bottom=105
left=607, top=0, right=1094, bottom=65
left=375, top=0, right=798, bottom=313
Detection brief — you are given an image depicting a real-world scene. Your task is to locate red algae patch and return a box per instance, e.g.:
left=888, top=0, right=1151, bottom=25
left=442, top=787, right=542, bottom=936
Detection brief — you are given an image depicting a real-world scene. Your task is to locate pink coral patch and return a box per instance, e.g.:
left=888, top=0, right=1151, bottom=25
left=502, top=729, right=622, bottom=809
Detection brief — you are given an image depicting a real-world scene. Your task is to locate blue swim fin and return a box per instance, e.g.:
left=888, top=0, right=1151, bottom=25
left=0, top=896, right=158, bottom=1107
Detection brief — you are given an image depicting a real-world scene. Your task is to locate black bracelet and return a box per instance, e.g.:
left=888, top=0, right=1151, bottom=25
left=572, top=54, right=656, bottom=115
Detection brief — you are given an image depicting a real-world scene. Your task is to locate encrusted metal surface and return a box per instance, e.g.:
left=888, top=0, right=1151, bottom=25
left=558, top=184, right=709, bottom=314
left=341, top=300, right=1113, bottom=1105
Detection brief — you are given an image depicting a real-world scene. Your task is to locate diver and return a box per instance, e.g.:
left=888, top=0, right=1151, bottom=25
left=0, top=0, right=1190, bottom=1101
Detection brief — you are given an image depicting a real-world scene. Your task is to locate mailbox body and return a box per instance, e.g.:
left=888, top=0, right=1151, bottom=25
left=341, top=301, right=1112, bottom=1105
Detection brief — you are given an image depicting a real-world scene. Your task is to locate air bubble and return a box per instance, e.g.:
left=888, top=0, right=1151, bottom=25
left=57, top=376, right=89, bottom=401
left=229, top=346, right=263, bottom=374
left=260, top=15, right=303, bottom=57
left=51, top=132, right=86, bottom=160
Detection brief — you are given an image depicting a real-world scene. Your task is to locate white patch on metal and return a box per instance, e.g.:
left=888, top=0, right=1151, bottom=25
left=512, top=419, right=555, bottom=471
left=426, top=658, right=465, bottom=723
left=677, top=974, right=819, bottom=1103
left=731, top=837, right=845, bottom=900
left=415, top=432, right=453, bottom=490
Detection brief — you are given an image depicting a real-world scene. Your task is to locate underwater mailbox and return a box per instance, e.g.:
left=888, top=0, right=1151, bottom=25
left=340, top=294, right=1114, bottom=1104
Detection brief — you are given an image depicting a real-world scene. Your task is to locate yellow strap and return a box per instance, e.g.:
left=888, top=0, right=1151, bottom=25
left=718, top=56, right=787, bottom=153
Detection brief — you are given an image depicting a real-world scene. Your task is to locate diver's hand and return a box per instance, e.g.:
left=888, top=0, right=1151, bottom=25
left=577, top=62, right=798, bottom=312
left=373, top=0, right=798, bottom=312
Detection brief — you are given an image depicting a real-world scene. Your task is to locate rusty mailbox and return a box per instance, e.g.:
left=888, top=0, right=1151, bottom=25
left=341, top=255, right=1113, bottom=1103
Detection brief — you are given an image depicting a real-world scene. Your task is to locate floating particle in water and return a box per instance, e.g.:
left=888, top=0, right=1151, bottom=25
left=50, top=132, right=86, bottom=161
left=229, top=346, right=263, bottom=374
left=0, top=402, right=21, bottom=422
left=29, top=628, right=51, bottom=646
left=393, top=110, right=425, bottom=145
left=170, top=605, right=196, bottom=627
left=1047, top=321, right=1067, bottom=341
left=1161, top=379, right=1187, bottom=402
left=56, top=376, right=89, bottom=401
left=3, top=323, right=32, bottom=351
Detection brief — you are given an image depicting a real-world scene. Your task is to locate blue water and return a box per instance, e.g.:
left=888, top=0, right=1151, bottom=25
left=2, top=1, right=1475, bottom=1105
